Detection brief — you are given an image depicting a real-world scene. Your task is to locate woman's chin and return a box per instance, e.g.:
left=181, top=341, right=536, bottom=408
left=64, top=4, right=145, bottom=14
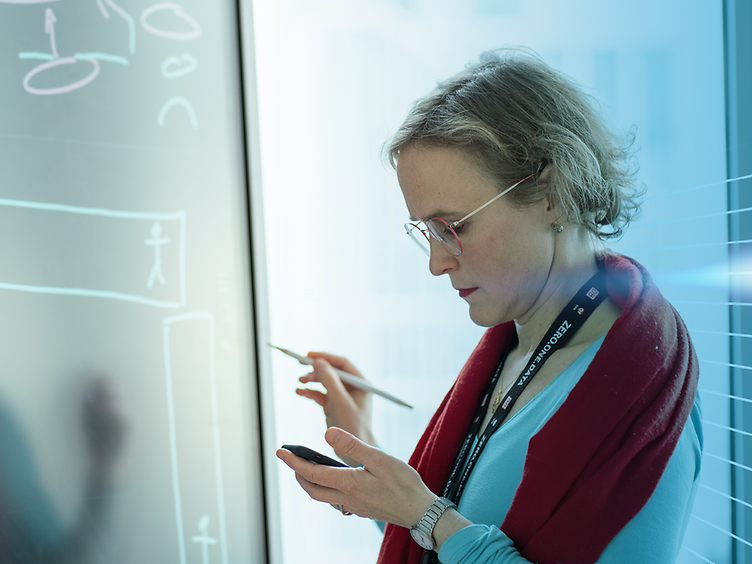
left=467, top=305, right=502, bottom=328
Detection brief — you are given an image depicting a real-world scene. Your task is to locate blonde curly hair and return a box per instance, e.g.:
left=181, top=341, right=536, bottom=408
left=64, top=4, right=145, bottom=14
left=385, top=48, right=642, bottom=240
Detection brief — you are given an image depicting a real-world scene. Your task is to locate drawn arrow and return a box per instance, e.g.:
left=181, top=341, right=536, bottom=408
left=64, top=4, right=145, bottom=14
left=45, top=8, right=59, bottom=59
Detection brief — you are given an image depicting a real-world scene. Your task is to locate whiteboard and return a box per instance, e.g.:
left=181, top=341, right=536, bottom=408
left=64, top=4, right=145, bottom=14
left=0, top=1, right=267, bottom=563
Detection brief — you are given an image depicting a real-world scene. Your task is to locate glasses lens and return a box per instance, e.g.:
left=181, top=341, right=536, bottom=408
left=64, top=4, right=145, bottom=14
left=405, top=223, right=430, bottom=255
left=426, top=219, right=462, bottom=256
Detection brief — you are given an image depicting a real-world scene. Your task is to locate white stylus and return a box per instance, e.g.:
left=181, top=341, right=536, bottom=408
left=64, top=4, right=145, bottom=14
left=268, top=344, right=413, bottom=409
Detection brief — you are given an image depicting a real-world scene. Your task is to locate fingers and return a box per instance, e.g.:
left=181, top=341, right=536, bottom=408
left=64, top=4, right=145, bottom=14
left=297, top=355, right=370, bottom=405
left=294, top=359, right=348, bottom=405
left=295, top=469, right=345, bottom=506
left=295, top=387, right=327, bottom=408
left=275, top=448, right=350, bottom=505
left=307, top=351, right=363, bottom=379
left=306, top=359, right=355, bottom=399
left=277, top=434, right=434, bottom=527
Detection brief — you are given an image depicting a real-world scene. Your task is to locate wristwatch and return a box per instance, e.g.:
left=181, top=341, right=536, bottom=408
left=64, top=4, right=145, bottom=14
left=409, top=496, right=457, bottom=551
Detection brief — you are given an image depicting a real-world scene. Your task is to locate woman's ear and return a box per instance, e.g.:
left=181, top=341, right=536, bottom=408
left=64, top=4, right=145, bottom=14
left=538, top=164, right=560, bottom=217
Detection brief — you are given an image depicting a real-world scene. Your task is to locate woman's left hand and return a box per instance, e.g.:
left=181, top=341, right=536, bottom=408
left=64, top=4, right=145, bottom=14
left=276, top=427, right=435, bottom=528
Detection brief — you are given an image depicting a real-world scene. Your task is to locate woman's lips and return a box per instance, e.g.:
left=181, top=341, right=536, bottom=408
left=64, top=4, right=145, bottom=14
left=458, top=288, right=477, bottom=298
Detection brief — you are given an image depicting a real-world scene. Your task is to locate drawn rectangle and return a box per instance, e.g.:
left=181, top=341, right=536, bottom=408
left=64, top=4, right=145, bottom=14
left=163, top=313, right=228, bottom=564
left=0, top=198, right=186, bottom=308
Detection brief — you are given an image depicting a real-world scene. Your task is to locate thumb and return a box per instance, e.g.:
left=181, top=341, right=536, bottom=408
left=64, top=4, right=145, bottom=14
left=325, top=427, right=376, bottom=468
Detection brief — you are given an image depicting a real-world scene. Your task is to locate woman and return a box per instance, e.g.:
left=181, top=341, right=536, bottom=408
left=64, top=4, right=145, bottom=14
left=276, top=48, right=701, bottom=564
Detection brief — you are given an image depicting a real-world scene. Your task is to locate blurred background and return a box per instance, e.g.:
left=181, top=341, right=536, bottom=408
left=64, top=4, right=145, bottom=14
left=250, top=1, right=743, bottom=563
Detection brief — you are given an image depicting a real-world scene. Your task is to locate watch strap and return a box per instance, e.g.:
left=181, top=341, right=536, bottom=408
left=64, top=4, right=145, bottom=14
left=410, top=496, right=457, bottom=551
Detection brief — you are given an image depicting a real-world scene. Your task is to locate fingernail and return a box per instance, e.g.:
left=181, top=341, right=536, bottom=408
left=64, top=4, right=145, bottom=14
left=326, top=427, right=343, bottom=445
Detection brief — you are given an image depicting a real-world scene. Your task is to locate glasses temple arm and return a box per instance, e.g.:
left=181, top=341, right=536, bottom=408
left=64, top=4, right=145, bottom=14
left=450, top=178, right=524, bottom=227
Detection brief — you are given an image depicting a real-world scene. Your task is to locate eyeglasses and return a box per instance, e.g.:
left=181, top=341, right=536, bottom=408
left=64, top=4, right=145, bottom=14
left=404, top=171, right=537, bottom=256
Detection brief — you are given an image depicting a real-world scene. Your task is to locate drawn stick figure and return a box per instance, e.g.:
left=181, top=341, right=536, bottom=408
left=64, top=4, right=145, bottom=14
left=191, top=514, right=217, bottom=564
left=145, top=221, right=170, bottom=289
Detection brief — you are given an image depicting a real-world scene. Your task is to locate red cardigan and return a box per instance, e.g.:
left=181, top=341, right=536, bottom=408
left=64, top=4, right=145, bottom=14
left=377, top=254, right=698, bottom=564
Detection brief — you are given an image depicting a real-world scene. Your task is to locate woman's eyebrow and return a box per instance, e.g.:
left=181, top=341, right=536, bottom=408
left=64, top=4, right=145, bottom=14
left=409, top=208, right=462, bottom=222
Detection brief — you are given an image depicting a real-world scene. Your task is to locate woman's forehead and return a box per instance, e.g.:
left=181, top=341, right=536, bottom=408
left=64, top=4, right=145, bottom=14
left=397, top=145, right=498, bottom=220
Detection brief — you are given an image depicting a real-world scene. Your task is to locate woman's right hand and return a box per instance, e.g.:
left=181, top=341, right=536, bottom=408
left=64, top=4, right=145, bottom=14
left=296, top=352, right=376, bottom=465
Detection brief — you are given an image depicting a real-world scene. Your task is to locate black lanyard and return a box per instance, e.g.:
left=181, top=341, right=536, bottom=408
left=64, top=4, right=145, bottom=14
left=442, top=265, right=608, bottom=504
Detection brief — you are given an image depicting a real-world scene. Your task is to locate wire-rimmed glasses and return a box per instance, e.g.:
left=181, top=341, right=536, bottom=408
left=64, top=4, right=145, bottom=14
left=404, top=171, right=537, bottom=256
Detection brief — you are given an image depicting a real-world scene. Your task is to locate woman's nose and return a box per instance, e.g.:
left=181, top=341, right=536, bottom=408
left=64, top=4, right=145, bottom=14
left=428, top=238, right=459, bottom=276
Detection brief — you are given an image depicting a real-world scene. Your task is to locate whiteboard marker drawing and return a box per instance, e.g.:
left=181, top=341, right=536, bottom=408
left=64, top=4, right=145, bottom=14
left=96, top=0, right=136, bottom=54
left=21, top=9, right=99, bottom=96
left=20, top=53, right=127, bottom=66
left=163, top=313, right=229, bottom=564
left=191, top=515, right=217, bottom=564
left=0, top=199, right=186, bottom=308
left=74, top=52, right=128, bottom=65
left=18, top=52, right=55, bottom=61
left=146, top=221, right=170, bottom=289
left=23, top=56, right=101, bottom=96
left=45, top=8, right=59, bottom=58
left=19, top=8, right=130, bottom=95
left=157, top=97, right=199, bottom=129
left=163, top=323, right=188, bottom=564
left=141, top=3, right=201, bottom=40
left=161, top=54, right=198, bottom=79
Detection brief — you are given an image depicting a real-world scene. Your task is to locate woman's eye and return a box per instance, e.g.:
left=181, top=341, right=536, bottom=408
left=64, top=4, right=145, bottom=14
left=451, top=224, right=467, bottom=235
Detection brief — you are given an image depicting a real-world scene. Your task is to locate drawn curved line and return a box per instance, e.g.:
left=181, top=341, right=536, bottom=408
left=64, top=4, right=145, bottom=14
left=161, top=54, right=197, bottom=79
left=157, top=97, right=198, bottom=129
left=23, top=57, right=100, bottom=96
left=96, top=0, right=110, bottom=18
left=19, top=52, right=55, bottom=61
left=76, top=52, right=129, bottom=65
left=140, top=3, right=201, bottom=40
left=101, top=0, right=136, bottom=54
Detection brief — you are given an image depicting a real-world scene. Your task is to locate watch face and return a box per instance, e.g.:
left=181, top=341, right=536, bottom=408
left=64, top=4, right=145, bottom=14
left=410, top=527, right=434, bottom=551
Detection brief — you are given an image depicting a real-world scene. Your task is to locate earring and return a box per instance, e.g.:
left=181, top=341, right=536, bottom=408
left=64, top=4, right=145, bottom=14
left=551, top=222, right=563, bottom=233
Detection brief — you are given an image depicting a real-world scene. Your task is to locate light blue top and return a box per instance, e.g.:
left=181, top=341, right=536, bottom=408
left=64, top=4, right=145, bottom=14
left=437, top=336, right=703, bottom=564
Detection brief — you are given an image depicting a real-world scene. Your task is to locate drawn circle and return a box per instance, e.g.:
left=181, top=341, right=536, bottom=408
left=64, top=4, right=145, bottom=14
left=23, top=56, right=100, bottom=96
left=160, top=54, right=198, bottom=78
left=140, top=3, right=201, bottom=40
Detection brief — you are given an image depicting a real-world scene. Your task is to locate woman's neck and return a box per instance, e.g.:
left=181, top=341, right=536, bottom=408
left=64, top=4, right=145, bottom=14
left=513, top=234, right=602, bottom=356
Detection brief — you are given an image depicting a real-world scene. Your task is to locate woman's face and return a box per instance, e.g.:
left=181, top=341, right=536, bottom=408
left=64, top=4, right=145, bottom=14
left=397, top=145, right=558, bottom=328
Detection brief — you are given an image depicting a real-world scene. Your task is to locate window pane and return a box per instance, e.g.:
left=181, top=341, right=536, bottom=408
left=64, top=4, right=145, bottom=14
left=253, top=2, right=727, bottom=562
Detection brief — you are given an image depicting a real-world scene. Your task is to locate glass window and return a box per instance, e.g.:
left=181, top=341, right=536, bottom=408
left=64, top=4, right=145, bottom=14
left=252, top=1, right=729, bottom=562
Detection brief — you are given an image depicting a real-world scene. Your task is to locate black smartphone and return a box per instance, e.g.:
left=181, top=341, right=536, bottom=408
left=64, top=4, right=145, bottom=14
left=281, top=444, right=347, bottom=467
